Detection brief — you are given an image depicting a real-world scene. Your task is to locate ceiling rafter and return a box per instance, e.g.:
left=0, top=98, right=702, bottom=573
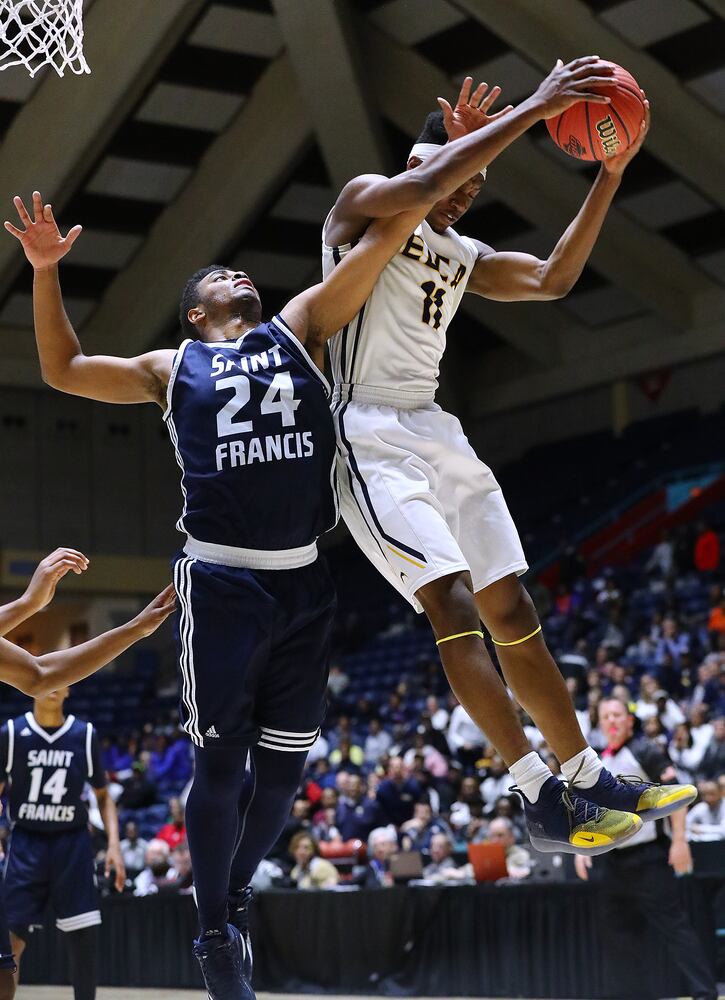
left=81, top=55, right=312, bottom=357
left=459, top=0, right=725, bottom=210
left=0, top=0, right=208, bottom=303
left=272, top=0, right=392, bottom=186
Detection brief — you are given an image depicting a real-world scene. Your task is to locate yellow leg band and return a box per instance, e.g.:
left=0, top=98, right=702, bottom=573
left=492, top=624, right=542, bottom=647
left=436, top=629, right=484, bottom=646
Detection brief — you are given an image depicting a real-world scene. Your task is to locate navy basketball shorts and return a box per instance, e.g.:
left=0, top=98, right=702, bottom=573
left=173, top=553, right=336, bottom=750
left=0, top=886, right=15, bottom=971
left=4, top=826, right=100, bottom=934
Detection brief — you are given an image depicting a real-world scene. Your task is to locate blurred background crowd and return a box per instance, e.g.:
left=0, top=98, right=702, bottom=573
left=2, top=519, right=720, bottom=897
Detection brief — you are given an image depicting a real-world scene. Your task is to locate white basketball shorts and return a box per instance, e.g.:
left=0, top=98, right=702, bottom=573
left=333, top=398, right=528, bottom=612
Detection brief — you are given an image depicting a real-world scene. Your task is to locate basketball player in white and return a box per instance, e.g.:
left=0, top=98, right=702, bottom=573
left=323, top=60, right=692, bottom=852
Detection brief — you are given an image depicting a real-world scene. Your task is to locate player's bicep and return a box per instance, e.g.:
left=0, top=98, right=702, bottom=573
left=49, top=350, right=173, bottom=406
left=336, top=172, right=435, bottom=223
left=468, top=250, right=552, bottom=302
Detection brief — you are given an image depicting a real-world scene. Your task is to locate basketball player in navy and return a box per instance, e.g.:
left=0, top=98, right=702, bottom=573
left=323, top=62, right=694, bottom=852
left=5, top=181, right=470, bottom=998
left=0, top=548, right=174, bottom=998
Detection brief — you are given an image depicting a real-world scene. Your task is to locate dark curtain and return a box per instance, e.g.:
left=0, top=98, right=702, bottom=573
left=19, top=880, right=719, bottom=997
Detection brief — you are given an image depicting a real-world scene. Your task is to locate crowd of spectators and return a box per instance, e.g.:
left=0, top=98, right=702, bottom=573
left=77, top=521, right=724, bottom=892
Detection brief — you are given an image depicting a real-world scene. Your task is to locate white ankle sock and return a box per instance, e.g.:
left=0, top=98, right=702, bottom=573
left=509, top=751, right=553, bottom=804
left=560, top=746, right=603, bottom=788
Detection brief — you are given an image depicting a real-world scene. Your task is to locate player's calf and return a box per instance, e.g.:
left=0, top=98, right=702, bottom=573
left=417, top=571, right=532, bottom=767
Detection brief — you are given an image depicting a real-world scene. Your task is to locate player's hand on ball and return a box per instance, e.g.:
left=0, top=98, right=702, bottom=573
left=25, top=547, right=89, bottom=611
left=4, top=190, right=82, bottom=269
left=602, top=96, right=650, bottom=175
left=133, top=584, right=177, bottom=636
left=534, top=56, right=617, bottom=119
left=438, top=77, right=513, bottom=140
left=105, top=843, right=127, bottom=893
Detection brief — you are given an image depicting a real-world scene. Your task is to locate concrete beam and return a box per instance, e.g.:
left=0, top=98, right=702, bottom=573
left=82, top=55, right=312, bottom=356
left=469, top=317, right=725, bottom=416
left=272, top=0, right=391, bottom=186
left=0, top=0, right=208, bottom=302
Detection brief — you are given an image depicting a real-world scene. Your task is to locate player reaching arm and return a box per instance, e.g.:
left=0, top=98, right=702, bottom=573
left=7, top=192, right=429, bottom=396
left=327, top=58, right=618, bottom=245
left=4, top=193, right=175, bottom=405
left=0, top=547, right=87, bottom=635
left=0, top=547, right=175, bottom=696
left=447, top=77, right=652, bottom=301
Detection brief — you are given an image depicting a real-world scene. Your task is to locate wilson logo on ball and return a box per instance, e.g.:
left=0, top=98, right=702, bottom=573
left=595, top=115, right=622, bottom=156
left=563, top=135, right=587, bottom=158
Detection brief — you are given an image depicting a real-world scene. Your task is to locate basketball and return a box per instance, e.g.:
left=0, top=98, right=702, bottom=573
left=546, top=63, right=645, bottom=161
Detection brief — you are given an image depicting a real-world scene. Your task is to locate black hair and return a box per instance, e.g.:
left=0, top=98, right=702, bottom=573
left=178, top=264, right=232, bottom=338
left=415, top=110, right=447, bottom=147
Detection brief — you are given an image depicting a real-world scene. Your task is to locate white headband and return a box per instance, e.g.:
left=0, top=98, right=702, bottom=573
left=409, top=141, right=487, bottom=179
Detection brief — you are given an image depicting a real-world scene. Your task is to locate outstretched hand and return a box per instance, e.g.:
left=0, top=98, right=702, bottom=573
left=132, top=584, right=177, bottom=637
left=4, top=191, right=82, bottom=269
left=24, top=547, right=89, bottom=612
left=438, top=77, right=513, bottom=141
left=602, top=95, right=650, bottom=175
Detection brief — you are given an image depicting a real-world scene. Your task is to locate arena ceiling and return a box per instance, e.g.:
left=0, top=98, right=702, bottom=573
left=0, top=0, right=723, bottom=419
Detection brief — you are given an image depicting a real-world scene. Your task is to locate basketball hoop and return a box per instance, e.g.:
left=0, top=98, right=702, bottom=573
left=0, top=0, right=90, bottom=77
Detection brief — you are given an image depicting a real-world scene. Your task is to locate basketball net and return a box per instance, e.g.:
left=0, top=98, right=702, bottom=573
left=0, top=0, right=90, bottom=77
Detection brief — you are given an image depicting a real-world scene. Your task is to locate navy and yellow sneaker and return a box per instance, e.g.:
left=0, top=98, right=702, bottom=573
left=514, top=775, right=642, bottom=855
left=228, top=886, right=253, bottom=980
left=574, top=767, right=697, bottom=822
left=193, top=923, right=255, bottom=1000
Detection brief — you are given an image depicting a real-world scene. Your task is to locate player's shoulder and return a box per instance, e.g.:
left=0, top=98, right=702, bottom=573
left=465, top=236, right=496, bottom=261
left=340, top=173, right=391, bottom=198
left=66, top=715, right=92, bottom=736
left=4, top=713, right=27, bottom=733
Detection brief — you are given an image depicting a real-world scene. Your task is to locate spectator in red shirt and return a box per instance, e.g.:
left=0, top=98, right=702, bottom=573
left=156, top=797, right=187, bottom=850
left=694, top=521, right=720, bottom=573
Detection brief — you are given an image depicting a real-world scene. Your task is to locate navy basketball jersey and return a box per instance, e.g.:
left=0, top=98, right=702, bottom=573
left=0, top=713, right=105, bottom=832
left=165, top=314, right=338, bottom=551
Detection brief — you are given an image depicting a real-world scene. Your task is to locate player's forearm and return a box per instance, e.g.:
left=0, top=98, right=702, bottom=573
left=33, top=265, right=85, bottom=388
left=419, top=98, right=544, bottom=201
left=101, top=796, right=121, bottom=848
left=538, top=167, right=621, bottom=298
left=33, top=620, right=148, bottom=695
left=0, top=594, right=40, bottom=637
left=291, top=207, right=424, bottom=343
left=670, top=807, right=687, bottom=843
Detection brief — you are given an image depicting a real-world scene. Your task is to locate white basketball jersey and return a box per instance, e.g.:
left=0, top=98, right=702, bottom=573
left=322, top=215, right=479, bottom=400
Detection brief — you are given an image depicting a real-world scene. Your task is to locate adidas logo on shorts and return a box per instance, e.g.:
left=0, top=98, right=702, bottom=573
left=205, top=725, right=220, bottom=739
